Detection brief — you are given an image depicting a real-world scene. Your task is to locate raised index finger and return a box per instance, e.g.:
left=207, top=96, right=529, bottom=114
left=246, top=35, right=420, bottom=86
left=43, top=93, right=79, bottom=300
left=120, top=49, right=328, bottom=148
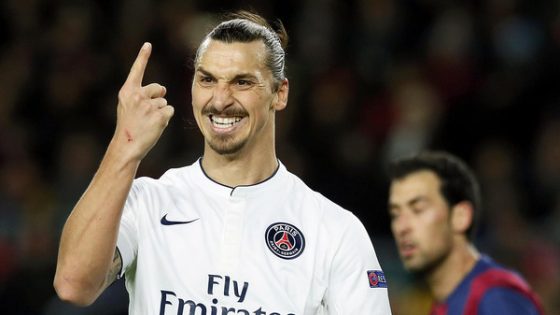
left=125, top=42, right=152, bottom=87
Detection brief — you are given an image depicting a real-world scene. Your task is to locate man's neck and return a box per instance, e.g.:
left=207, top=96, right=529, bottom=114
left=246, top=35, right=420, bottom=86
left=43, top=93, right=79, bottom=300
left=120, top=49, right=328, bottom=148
left=201, top=147, right=278, bottom=187
left=427, top=243, right=480, bottom=302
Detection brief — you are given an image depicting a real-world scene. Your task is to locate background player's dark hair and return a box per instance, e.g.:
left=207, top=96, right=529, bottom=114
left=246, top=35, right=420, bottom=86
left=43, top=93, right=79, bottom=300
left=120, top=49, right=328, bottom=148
left=387, top=151, right=481, bottom=241
left=194, top=10, right=288, bottom=91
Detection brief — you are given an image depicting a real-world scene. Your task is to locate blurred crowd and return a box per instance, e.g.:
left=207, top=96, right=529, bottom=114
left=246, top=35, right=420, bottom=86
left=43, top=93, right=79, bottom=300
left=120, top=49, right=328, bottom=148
left=1, top=0, right=559, bottom=314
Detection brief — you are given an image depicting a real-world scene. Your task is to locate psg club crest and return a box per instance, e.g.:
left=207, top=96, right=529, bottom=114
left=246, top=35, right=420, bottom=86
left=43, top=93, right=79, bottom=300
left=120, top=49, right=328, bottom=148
left=265, top=222, right=305, bottom=260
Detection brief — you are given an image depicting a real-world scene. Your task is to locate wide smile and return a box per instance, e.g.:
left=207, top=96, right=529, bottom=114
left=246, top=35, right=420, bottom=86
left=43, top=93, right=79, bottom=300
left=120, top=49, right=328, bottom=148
left=208, top=115, right=245, bottom=133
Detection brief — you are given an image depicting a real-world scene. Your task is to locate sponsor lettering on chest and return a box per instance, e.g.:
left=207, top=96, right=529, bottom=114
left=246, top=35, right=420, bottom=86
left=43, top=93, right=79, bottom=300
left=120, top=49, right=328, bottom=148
left=159, top=274, right=296, bottom=315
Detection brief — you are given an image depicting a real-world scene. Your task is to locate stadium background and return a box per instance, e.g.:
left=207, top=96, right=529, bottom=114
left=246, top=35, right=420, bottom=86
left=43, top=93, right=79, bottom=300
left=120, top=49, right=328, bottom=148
left=0, top=0, right=559, bottom=314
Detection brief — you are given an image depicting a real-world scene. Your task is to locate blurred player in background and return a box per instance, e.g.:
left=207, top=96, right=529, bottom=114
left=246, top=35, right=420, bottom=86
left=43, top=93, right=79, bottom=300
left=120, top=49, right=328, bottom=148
left=387, top=151, right=543, bottom=314
left=53, top=11, right=392, bottom=314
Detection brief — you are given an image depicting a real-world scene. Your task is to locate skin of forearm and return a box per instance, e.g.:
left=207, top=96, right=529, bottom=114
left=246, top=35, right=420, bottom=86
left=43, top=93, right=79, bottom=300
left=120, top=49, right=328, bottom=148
left=54, top=140, right=140, bottom=304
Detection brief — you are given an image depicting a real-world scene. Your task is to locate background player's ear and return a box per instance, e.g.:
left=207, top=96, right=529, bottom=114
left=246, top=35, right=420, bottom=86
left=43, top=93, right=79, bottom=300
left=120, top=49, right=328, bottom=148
left=451, top=201, right=473, bottom=234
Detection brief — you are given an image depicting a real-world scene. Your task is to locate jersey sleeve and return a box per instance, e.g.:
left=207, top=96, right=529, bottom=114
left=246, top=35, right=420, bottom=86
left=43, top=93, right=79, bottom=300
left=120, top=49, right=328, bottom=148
left=478, top=288, right=541, bottom=315
left=116, top=179, right=144, bottom=278
left=323, top=214, right=392, bottom=314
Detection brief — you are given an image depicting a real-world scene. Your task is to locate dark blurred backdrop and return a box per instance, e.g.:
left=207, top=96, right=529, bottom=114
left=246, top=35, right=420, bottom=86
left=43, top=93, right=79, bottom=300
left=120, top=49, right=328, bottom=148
left=1, top=0, right=559, bottom=314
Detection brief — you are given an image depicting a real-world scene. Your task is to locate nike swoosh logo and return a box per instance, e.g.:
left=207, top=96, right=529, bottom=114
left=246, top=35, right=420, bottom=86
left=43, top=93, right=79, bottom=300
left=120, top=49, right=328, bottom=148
left=160, top=214, right=199, bottom=226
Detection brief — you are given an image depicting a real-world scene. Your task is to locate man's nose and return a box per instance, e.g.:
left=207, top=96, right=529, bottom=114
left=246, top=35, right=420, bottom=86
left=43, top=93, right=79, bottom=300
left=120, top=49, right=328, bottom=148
left=211, top=83, right=233, bottom=111
left=392, top=213, right=412, bottom=236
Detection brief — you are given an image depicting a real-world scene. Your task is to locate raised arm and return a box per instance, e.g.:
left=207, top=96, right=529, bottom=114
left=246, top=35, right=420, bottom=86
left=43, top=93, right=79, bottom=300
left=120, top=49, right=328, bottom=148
left=53, top=43, right=174, bottom=306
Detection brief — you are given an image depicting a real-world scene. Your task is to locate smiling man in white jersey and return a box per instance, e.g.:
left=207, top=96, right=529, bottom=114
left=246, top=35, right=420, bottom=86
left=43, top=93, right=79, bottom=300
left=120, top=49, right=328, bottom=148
left=53, top=11, right=392, bottom=314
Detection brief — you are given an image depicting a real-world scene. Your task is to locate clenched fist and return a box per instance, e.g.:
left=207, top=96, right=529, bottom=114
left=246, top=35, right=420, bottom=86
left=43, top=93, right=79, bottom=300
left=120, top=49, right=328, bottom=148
left=113, top=43, right=174, bottom=161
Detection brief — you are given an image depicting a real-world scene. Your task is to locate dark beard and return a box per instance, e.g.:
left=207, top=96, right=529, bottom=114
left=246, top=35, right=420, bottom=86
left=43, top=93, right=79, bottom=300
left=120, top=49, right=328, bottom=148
left=207, top=134, right=247, bottom=155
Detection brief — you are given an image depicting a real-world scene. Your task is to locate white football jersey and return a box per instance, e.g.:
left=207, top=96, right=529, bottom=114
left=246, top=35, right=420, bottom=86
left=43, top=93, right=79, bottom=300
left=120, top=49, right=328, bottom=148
left=117, top=159, right=392, bottom=315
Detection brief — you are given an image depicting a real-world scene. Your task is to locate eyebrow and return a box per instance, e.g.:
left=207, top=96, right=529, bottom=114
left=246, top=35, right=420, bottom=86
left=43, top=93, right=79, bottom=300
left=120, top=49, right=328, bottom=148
left=196, top=67, right=258, bottom=83
left=388, top=195, right=427, bottom=211
left=408, top=196, right=426, bottom=207
left=195, top=68, right=214, bottom=78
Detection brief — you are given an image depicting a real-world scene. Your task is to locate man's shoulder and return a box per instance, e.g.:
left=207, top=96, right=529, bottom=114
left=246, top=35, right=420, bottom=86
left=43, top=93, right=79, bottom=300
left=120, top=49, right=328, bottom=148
left=284, top=169, right=352, bottom=215
left=463, top=255, right=543, bottom=315
left=462, top=255, right=532, bottom=295
left=159, top=163, right=196, bottom=181
left=287, top=173, right=363, bottom=229
left=132, top=162, right=198, bottom=191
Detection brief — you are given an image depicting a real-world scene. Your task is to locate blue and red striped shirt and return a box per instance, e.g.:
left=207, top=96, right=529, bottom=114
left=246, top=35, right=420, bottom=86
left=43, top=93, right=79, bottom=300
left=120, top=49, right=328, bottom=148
left=430, top=255, right=544, bottom=315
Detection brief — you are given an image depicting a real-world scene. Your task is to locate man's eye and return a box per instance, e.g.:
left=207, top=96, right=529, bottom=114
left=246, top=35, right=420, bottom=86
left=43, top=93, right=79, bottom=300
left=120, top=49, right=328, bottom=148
left=197, top=76, right=214, bottom=85
left=411, top=207, right=426, bottom=214
left=237, top=79, right=252, bottom=86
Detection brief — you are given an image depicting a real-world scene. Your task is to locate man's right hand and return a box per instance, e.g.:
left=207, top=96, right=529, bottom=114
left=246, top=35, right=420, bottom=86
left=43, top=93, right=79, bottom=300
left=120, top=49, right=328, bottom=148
left=113, top=42, right=175, bottom=161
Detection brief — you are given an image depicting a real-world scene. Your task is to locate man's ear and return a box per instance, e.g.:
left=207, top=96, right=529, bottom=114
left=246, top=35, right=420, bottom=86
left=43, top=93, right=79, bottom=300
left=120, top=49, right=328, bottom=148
left=272, top=79, right=289, bottom=111
left=451, top=201, right=474, bottom=234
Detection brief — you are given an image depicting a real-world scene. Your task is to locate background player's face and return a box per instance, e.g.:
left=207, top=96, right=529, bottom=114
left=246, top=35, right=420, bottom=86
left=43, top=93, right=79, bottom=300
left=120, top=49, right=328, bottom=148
left=389, top=170, right=454, bottom=273
left=192, top=39, right=287, bottom=156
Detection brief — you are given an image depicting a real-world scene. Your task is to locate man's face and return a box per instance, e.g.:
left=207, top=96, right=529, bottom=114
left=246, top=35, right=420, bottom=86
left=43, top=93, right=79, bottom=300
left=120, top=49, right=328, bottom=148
left=191, top=39, right=287, bottom=156
left=388, top=170, right=454, bottom=273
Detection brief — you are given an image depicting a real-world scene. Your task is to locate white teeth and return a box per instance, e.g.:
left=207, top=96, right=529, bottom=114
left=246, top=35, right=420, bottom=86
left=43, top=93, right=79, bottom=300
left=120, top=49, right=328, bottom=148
left=211, top=116, right=242, bottom=128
